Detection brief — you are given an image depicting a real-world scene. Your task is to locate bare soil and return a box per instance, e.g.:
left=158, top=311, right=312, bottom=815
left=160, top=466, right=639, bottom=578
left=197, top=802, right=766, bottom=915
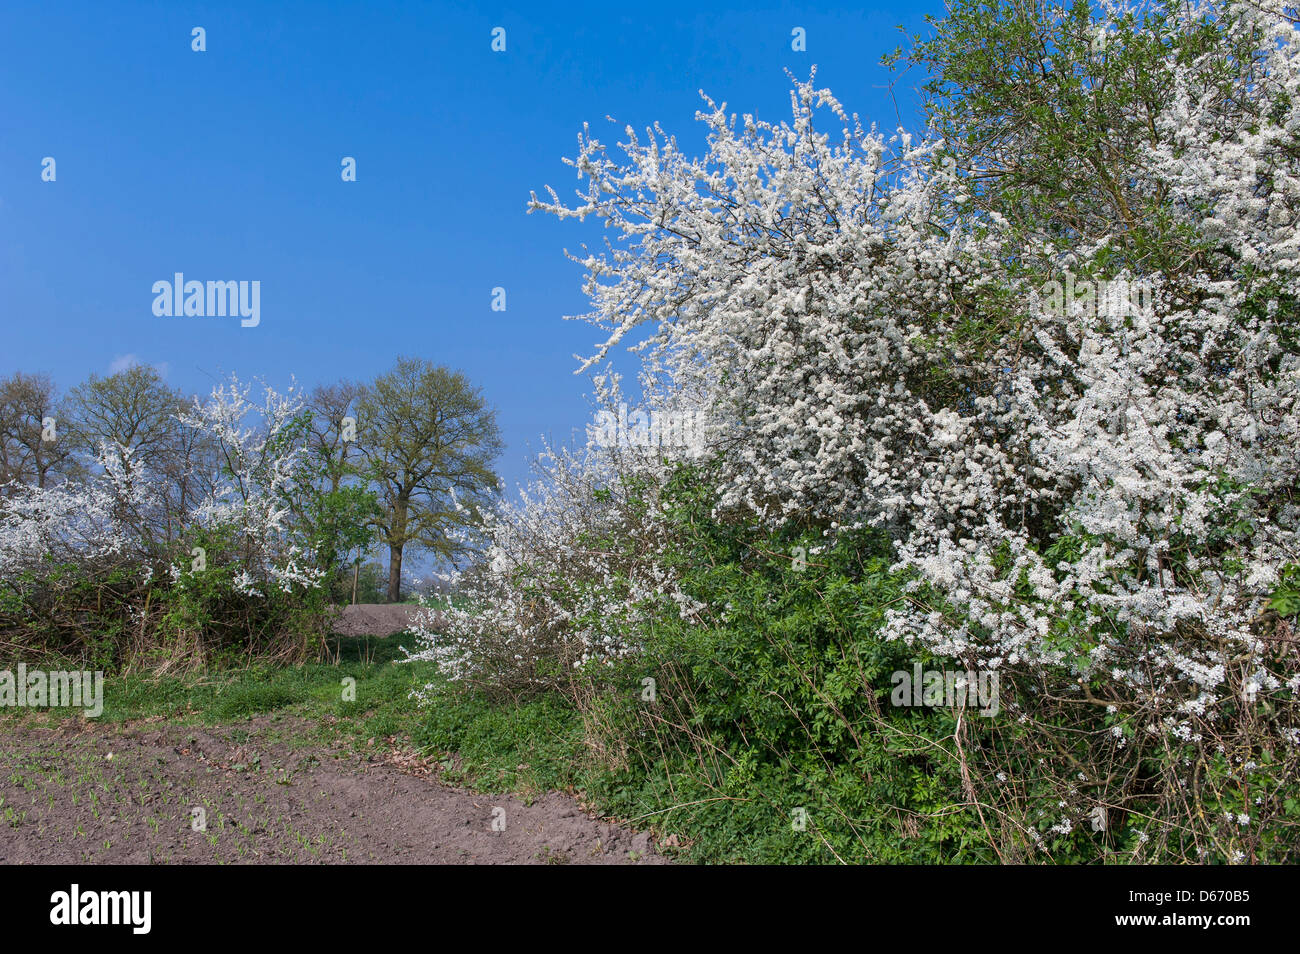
left=331, top=603, right=436, bottom=638
left=0, top=715, right=665, bottom=865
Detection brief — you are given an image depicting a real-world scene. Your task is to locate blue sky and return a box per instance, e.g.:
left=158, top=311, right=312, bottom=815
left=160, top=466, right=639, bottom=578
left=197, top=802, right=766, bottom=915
left=0, top=0, right=933, bottom=496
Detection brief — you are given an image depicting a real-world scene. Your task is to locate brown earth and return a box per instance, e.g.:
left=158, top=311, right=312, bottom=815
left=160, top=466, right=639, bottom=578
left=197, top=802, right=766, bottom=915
left=330, top=603, right=439, bottom=638
left=0, top=715, right=665, bottom=865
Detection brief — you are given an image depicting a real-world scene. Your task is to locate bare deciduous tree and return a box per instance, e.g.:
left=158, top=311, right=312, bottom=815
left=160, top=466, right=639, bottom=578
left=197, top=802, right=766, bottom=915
left=62, top=363, right=215, bottom=542
left=0, top=372, right=71, bottom=491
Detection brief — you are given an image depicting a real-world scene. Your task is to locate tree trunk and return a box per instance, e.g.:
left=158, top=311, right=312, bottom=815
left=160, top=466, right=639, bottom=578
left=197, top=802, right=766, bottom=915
left=386, top=543, right=403, bottom=603
left=386, top=496, right=409, bottom=603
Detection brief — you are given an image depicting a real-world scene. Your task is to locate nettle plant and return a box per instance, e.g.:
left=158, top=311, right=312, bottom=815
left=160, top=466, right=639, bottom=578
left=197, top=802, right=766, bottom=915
left=0, top=376, right=326, bottom=668
left=424, top=0, right=1300, bottom=860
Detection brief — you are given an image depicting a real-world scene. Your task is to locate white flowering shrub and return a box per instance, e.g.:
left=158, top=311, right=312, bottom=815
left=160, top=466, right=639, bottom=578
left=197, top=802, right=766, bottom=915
left=0, top=444, right=159, bottom=579
left=417, top=0, right=1300, bottom=861
left=176, top=378, right=326, bottom=594
left=406, top=426, right=693, bottom=696
left=0, top=377, right=327, bottom=669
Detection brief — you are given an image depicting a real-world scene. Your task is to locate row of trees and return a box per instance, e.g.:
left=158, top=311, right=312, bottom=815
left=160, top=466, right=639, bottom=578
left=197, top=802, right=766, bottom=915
left=0, top=359, right=499, bottom=602
left=0, top=358, right=500, bottom=667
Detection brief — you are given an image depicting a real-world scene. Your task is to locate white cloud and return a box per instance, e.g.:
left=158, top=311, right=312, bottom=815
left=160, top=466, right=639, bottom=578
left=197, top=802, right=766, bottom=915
left=108, top=354, right=169, bottom=379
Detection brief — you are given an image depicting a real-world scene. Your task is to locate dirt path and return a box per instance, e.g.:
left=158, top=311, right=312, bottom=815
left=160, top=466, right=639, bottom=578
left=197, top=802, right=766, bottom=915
left=0, top=716, right=665, bottom=865
left=331, top=603, right=437, bottom=638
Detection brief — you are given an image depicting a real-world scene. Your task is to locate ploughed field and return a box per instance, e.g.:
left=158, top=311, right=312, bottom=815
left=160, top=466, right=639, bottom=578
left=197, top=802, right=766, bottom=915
left=0, top=615, right=665, bottom=865
left=0, top=716, right=661, bottom=864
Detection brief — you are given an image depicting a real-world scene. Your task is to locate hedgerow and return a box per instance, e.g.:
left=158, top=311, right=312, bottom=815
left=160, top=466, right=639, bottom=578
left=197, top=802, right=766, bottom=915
left=0, top=378, right=330, bottom=671
left=408, top=0, right=1300, bottom=862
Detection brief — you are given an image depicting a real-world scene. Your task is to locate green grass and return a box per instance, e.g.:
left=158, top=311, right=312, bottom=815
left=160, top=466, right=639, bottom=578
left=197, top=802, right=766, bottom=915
left=415, top=688, right=584, bottom=795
